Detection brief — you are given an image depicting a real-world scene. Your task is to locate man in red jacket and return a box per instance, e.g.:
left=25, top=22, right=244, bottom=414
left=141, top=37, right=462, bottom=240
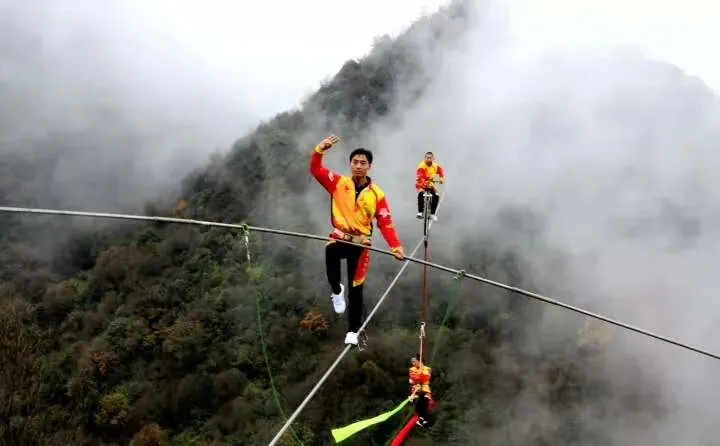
left=415, top=151, right=445, bottom=221
left=310, top=134, right=405, bottom=346
left=409, top=354, right=433, bottom=428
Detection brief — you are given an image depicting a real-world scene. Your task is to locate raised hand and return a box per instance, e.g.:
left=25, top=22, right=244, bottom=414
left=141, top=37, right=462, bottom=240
left=318, top=134, right=341, bottom=151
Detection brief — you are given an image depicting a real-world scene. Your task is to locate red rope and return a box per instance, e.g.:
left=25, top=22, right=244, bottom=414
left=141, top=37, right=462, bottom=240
left=419, top=238, right=429, bottom=363
left=390, top=415, right=418, bottom=446
left=390, top=400, right=437, bottom=445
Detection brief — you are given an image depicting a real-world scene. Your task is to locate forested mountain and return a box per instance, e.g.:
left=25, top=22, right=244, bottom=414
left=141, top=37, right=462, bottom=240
left=3, top=0, right=720, bottom=445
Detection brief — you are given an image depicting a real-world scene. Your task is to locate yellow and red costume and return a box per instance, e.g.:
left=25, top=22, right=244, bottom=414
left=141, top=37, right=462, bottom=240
left=409, top=363, right=432, bottom=399
left=408, top=361, right=434, bottom=430
left=415, top=160, right=445, bottom=193
left=310, top=145, right=403, bottom=287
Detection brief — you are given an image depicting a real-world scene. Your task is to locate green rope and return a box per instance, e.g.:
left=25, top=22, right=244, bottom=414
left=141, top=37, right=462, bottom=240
left=429, top=270, right=465, bottom=362
left=243, top=229, right=304, bottom=446
left=383, top=270, right=466, bottom=446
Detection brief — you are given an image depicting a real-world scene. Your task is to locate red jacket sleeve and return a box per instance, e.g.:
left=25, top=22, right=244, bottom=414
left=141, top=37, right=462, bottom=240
left=376, top=196, right=402, bottom=250
left=437, top=164, right=445, bottom=180
left=309, top=146, right=340, bottom=193
left=415, top=166, right=426, bottom=190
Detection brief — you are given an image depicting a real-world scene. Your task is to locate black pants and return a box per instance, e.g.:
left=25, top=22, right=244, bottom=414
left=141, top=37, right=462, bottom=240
left=325, top=242, right=365, bottom=332
left=414, top=392, right=430, bottom=423
left=417, top=190, right=439, bottom=215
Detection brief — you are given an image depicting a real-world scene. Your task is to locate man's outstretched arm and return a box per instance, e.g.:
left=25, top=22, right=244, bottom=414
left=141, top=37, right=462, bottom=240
left=309, top=135, right=341, bottom=193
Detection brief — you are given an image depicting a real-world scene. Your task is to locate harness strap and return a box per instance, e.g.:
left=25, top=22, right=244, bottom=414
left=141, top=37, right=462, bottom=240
left=331, top=228, right=371, bottom=245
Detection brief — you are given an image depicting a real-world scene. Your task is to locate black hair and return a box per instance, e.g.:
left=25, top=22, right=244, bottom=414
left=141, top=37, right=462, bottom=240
left=425, top=151, right=434, bottom=156
left=349, top=147, right=373, bottom=164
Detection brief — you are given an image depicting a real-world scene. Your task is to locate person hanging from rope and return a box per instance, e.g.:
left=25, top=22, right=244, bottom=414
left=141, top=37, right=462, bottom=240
left=415, top=151, right=445, bottom=222
left=310, top=134, right=406, bottom=346
left=408, top=353, right=433, bottom=428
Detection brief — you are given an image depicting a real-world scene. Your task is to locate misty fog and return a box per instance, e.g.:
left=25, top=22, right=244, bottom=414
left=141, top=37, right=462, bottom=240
left=0, top=0, right=260, bottom=211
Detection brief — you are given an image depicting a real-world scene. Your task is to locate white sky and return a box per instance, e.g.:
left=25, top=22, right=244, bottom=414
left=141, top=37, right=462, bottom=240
left=122, top=0, right=719, bottom=120
left=505, top=0, right=720, bottom=89
left=141, top=0, right=451, bottom=119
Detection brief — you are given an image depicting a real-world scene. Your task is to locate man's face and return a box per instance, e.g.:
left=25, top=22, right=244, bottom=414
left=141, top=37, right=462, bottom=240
left=350, top=154, right=371, bottom=177
left=424, top=153, right=433, bottom=165
left=411, top=358, right=420, bottom=367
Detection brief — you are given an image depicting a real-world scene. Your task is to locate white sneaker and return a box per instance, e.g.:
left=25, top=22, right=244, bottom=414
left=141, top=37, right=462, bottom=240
left=431, top=214, right=438, bottom=222
left=331, top=284, right=346, bottom=314
left=344, top=332, right=358, bottom=345
left=416, top=212, right=423, bottom=219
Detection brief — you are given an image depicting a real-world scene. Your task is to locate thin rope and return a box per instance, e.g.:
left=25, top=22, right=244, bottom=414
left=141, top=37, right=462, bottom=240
left=418, top=322, right=426, bottom=367
left=419, top=193, right=432, bottom=363
left=429, top=270, right=465, bottom=363
left=421, top=192, right=432, bottom=325
left=267, top=194, right=448, bottom=446
left=267, top=238, right=421, bottom=445
left=0, top=208, right=717, bottom=358
left=391, top=187, right=448, bottom=446
left=243, top=231, right=304, bottom=446
left=383, top=271, right=465, bottom=446
left=419, top=242, right=429, bottom=362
